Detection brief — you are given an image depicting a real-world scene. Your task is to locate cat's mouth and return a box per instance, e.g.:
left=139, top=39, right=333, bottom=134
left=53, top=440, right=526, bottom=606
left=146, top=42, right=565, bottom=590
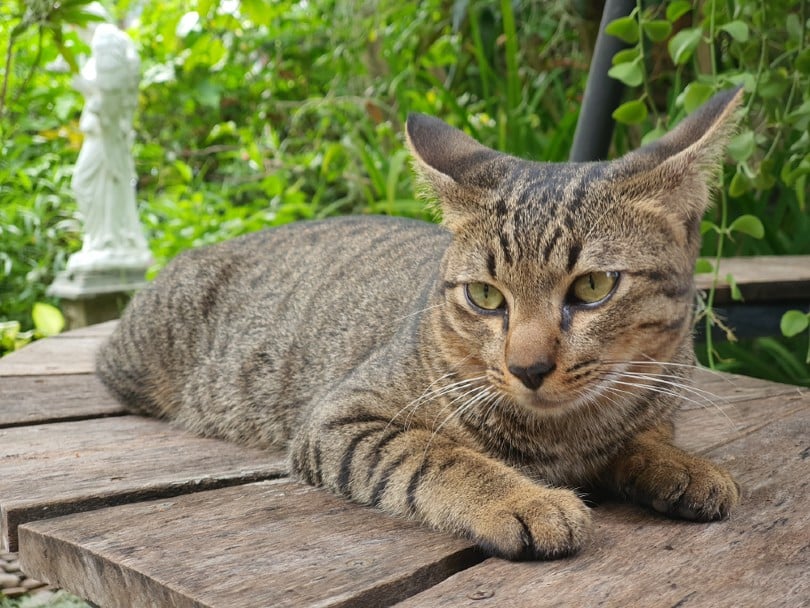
left=499, top=381, right=581, bottom=413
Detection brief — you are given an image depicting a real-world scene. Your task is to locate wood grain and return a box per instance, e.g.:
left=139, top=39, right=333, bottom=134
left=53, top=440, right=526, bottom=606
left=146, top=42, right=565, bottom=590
left=0, top=373, right=125, bottom=428
left=19, top=481, right=481, bottom=608
left=0, top=417, right=287, bottom=551
left=0, top=337, right=102, bottom=376
left=695, top=255, right=810, bottom=304
left=0, top=321, right=115, bottom=377
left=395, top=404, right=810, bottom=608
left=675, top=385, right=808, bottom=454
left=49, top=320, right=118, bottom=339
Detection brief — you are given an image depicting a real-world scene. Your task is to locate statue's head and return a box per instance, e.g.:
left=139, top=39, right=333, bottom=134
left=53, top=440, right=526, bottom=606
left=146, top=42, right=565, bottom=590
left=91, top=24, right=140, bottom=90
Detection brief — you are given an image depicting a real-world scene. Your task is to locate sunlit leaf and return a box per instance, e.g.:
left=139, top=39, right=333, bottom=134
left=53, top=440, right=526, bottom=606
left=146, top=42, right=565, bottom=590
left=612, top=99, right=648, bottom=125
left=719, top=20, right=749, bottom=42
left=642, top=20, right=672, bottom=42
left=695, top=258, right=714, bottom=274
left=781, top=310, right=809, bottom=337
left=728, top=214, right=765, bottom=239
left=666, top=1, right=692, bottom=22
left=605, top=16, right=639, bottom=44
left=607, top=59, right=644, bottom=87
left=727, top=130, right=756, bottom=163
left=668, top=28, right=702, bottom=65
left=32, top=303, right=65, bottom=337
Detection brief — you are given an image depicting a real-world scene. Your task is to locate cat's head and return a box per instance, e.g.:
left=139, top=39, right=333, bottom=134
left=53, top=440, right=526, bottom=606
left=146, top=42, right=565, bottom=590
left=406, top=88, right=742, bottom=415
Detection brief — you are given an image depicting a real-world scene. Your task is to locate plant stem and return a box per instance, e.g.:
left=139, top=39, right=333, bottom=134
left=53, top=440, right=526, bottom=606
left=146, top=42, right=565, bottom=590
left=703, top=0, right=723, bottom=369
left=0, top=30, right=15, bottom=124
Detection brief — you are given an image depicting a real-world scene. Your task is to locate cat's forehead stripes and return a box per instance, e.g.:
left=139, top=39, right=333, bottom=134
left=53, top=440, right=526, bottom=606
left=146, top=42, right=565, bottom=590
left=486, top=162, right=607, bottom=275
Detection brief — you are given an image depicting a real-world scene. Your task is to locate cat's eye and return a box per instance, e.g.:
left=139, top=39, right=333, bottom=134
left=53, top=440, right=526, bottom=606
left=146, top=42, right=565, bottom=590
left=465, top=282, right=506, bottom=312
left=568, top=271, right=619, bottom=305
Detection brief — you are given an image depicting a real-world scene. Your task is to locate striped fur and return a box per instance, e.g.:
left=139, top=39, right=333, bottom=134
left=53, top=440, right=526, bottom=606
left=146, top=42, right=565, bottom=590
left=97, top=88, right=743, bottom=560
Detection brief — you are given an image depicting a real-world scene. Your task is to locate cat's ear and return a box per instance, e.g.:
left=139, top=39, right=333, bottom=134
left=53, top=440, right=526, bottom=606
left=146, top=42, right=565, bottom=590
left=405, top=114, right=504, bottom=230
left=614, top=86, right=744, bottom=240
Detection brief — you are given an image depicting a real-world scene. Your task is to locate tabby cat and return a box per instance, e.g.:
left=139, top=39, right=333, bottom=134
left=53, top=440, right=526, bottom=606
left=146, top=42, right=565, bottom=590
left=97, top=88, right=742, bottom=560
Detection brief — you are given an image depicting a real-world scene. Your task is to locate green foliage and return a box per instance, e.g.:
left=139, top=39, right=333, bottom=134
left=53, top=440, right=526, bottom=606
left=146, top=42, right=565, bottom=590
left=2, top=0, right=589, bottom=325
left=696, top=334, right=810, bottom=387
left=607, top=0, right=809, bottom=256
left=607, top=0, right=809, bottom=377
left=0, top=590, right=92, bottom=608
left=781, top=309, right=810, bottom=364
left=1, top=0, right=807, bottom=384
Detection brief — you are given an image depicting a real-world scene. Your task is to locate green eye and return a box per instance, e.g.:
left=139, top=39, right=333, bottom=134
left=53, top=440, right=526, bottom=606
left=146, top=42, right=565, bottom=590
left=465, top=282, right=506, bottom=312
left=569, top=271, right=619, bottom=305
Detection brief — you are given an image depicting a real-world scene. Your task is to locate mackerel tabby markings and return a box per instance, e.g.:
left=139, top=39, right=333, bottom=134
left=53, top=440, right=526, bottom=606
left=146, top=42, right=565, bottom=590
left=97, top=88, right=745, bottom=560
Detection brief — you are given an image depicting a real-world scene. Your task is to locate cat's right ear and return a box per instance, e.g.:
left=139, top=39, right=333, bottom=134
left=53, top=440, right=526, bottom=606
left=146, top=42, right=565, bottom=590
left=405, top=114, right=503, bottom=230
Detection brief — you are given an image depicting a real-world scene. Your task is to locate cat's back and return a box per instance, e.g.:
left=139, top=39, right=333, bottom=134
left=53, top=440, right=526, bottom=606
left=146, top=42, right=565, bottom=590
left=97, top=215, right=448, bottom=444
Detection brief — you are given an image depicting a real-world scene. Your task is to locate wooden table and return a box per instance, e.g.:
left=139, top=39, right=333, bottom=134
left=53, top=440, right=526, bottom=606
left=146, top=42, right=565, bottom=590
left=1, top=322, right=807, bottom=607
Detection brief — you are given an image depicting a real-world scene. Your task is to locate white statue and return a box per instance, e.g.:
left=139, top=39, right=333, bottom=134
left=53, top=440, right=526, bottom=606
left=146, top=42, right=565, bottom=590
left=66, top=23, right=151, bottom=273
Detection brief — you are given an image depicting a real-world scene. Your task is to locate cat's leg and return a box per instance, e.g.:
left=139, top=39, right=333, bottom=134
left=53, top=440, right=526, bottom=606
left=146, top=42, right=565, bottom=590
left=601, top=422, right=739, bottom=520
left=290, top=407, right=591, bottom=560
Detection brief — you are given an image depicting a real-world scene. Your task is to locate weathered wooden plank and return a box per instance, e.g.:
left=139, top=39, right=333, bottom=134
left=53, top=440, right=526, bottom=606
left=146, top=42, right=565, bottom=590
left=0, top=373, right=125, bottom=428
left=395, top=404, right=810, bottom=608
left=675, top=384, right=808, bottom=455
left=0, top=417, right=287, bottom=551
left=0, top=337, right=101, bottom=376
left=49, top=320, right=117, bottom=339
left=0, top=321, right=114, bottom=376
left=695, top=255, right=810, bottom=304
left=690, top=368, right=803, bottom=403
left=19, top=480, right=481, bottom=608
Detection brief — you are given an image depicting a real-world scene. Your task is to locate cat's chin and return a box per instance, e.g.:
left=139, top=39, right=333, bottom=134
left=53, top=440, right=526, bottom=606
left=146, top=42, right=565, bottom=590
left=513, top=391, right=580, bottom=415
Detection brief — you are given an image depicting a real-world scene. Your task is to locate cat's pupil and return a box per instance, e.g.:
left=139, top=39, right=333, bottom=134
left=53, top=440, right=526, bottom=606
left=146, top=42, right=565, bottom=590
left=569, top=271, right=618, bottom=305
left=466, top=282, right=505, bottom=312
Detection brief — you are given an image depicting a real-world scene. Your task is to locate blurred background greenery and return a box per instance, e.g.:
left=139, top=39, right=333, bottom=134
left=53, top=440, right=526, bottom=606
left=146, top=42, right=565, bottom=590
left=0, top=0, right=808, bottom=384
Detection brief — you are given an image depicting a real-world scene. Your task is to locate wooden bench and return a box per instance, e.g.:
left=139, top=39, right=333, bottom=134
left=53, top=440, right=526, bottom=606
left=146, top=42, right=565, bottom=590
left=1, top=321, right=808, bottom=607
left=694, top=255, right=810, bottom=340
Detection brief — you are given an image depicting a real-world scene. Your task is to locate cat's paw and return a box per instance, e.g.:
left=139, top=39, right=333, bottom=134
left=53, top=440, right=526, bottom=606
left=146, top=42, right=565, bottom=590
left=472, top=487, right=591, bottom=560
left=619, top=449, right=739, bottom=521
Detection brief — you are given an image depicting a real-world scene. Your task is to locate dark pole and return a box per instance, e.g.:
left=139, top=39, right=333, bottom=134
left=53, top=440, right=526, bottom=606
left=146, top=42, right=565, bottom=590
left=569, top=0, right=636, bottom=162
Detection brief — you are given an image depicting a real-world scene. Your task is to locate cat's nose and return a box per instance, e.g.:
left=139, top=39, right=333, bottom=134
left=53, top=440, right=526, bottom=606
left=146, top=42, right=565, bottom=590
left=508, top=361, right=556, bottom=391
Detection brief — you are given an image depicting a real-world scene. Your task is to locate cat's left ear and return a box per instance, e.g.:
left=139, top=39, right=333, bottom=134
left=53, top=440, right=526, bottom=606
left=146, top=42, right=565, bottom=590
left=405, top=114, right=505, bottom=230
left=614, top=86, right=744, bottom=239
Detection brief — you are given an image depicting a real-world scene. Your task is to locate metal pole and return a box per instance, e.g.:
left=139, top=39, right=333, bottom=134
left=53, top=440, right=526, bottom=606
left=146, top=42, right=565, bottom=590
left=569, top=0, right=636, bottom=162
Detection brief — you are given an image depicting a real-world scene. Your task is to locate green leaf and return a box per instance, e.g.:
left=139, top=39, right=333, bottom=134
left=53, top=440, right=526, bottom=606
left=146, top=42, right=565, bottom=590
left=719, top=20, right=749, bottom=42
left=728, top=214, right=765, bottom=239
left=611, top=48, right=640, bottom=66
left=781, top=310, right=809, bottom=337
left=612, top=99, right=648, bottom=125
left=727, top=130, right=756, bottom=163
left=682, top=82, right=715, bottom=113
left=641, top=126, right=666, bottom=146
left=605, top=16, right=639, bottom=44
left=796, top=48, right=810, bottom=75
left=607, top=59, right=644, bottom=87
left=726, top=273, right=743, bottom=302
left=174, top=160, right=193, bottom=184
left=32, top=303, right=65, bottom=337
left=700, top=220, right=718, bottom=235
left=729, top=167, right=751, bottom=198
left=666, top=1, right=692, bottom=22
left=643, top=20, right=672, bottom=42
left=668, top=28, right=702, bottom=65
left=695, top=258, right=714, bottom=274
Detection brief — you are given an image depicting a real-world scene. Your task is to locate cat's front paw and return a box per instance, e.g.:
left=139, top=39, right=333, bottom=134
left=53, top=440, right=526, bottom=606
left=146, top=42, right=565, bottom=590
left=616, top=449, right=739, bottom=521
left=472, top=487, right=591, bottom=560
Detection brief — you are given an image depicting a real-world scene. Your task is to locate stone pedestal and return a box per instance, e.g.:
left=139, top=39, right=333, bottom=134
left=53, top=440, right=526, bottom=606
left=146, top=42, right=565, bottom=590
left=48, top=267, right=148, bottom=330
